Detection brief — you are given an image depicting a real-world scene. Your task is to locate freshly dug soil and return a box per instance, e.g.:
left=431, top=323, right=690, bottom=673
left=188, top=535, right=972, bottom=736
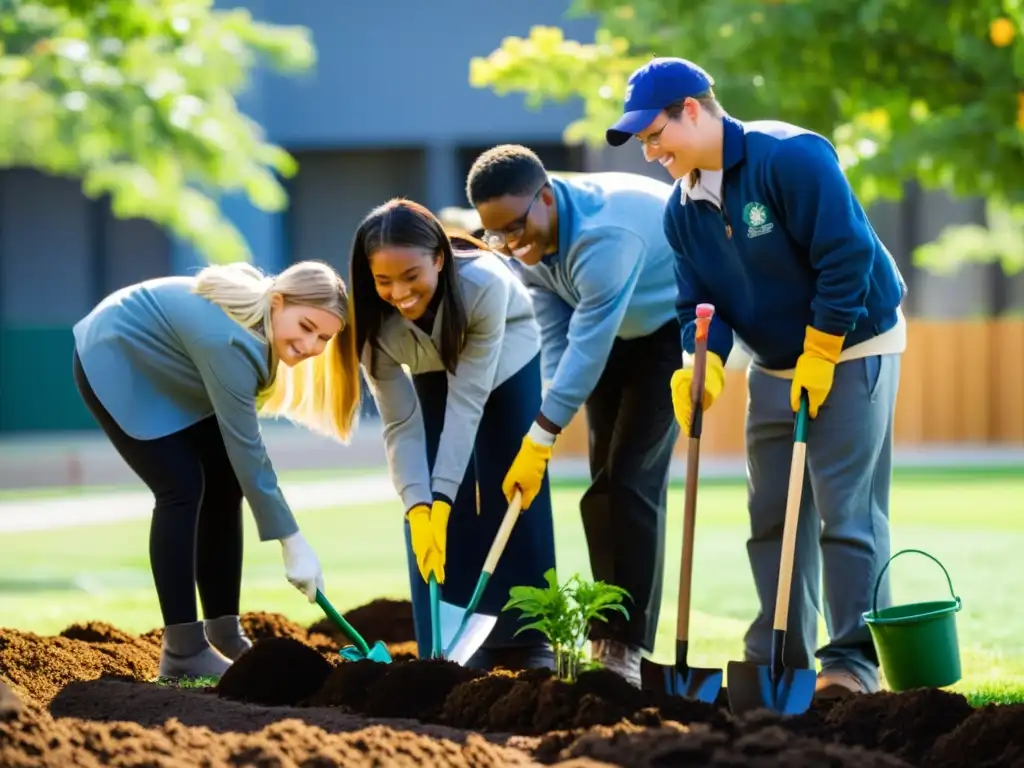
left=0, top=678, right=22, bottom=719
left=2, top=692, right=544, bottom=767
left=310, top=657, right=487, bottom=721
left=215, top=636, right=335, bottom=706
left=0, top=624, right=159, bottom=705
left=535, top=717, right=915, bottom=767
left=923, top=702, right=1024, bottom=768
left=1, top=597, right=1021, bottom=768
left=308, top=597, right=416, bottom=646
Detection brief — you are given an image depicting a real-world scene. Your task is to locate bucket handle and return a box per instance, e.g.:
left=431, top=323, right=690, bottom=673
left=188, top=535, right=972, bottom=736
left=872, top=548, right=960, bottom=617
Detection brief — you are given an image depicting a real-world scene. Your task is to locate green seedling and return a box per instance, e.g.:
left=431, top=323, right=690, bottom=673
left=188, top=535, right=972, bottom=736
left=503, top=567, right=630, bottom=682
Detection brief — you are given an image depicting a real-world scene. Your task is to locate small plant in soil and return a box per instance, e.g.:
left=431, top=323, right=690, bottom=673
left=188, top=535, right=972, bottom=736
left=503, top=567, right=630, bottom=682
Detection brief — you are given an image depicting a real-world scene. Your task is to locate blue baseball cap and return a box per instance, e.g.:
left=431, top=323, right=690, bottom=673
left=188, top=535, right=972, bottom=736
left=605, top=57, right=715, bottom=147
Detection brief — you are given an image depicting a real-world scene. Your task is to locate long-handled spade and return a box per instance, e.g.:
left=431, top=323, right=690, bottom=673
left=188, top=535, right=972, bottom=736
left=442, top=490, right=523, bottom=665
left=639, top=302, right=723, bottom=703
left=726, top=390, right=817, bottom=716
left=315, top=590, right=393, bottom=663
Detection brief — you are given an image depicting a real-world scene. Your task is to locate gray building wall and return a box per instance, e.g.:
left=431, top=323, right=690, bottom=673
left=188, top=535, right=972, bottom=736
left=0, top=0, right=1018, bottom=432
left=0, top=0, right=594, bottom=432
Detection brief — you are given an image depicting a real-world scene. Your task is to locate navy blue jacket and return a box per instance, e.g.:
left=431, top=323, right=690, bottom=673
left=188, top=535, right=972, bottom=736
left=664, top=116, right=907, bottom=369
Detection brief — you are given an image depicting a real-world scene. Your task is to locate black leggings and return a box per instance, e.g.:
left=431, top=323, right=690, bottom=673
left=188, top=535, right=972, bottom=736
left=72, top=351, right=244, bottom=626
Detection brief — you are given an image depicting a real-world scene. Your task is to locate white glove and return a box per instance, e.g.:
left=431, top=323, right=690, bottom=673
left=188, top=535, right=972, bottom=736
left=280, top=531, right=324, bottom=602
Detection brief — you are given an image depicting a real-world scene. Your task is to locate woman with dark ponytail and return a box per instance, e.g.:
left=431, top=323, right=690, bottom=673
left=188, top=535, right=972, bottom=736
left=349, top=197, right=557, bottom=670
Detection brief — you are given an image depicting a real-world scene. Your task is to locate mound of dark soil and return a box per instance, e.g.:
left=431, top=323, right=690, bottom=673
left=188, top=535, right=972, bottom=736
left=310, top=657, right=487, bottom=721
left=215, top=636, right=334, bottom=706
left=819, top=687, right=975, bottom=764
left=308, top=597, right=416, bottom=646
left=3, top=599, right=1022, bottom=768
left=535, top=718, right=914, bottom=768
left=923, top=702, right=1024, bottom=768
left=2, top=691, right=539, bottom=767
left=439, top=666, right=726, bottom=736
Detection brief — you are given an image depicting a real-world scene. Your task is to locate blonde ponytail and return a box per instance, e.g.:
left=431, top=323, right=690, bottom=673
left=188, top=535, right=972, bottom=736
left=193, top=260, right=361, bottom=444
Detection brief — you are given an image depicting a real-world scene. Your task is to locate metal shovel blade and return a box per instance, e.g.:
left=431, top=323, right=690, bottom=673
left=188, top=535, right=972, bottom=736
left=640, top=656, right=723, bottom=703
left=445, top=611, right=499, bottom=666
left=439, top=595, right=499, bottom=665
left=436, top=494, right=524, bottom=665
left=726, top=660, right=816, bottom=716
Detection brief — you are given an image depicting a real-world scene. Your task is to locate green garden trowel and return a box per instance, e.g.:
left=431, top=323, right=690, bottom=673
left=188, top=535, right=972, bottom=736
left=315, top=589, right=392, bottom=664
left=441, top=490, right=523, bottom=665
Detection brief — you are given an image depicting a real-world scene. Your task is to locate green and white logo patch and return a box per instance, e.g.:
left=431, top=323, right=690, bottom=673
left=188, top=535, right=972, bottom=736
left=742, top=202, right=774, bottom=238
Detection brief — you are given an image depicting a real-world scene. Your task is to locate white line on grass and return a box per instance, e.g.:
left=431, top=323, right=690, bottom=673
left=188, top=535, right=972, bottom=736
left=0, top=475, right=401, bottom=534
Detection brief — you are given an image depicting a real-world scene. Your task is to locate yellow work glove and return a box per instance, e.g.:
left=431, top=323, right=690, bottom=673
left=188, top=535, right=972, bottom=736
left=502, top=430, right=553, bottom=510
left=791, top=325, right=845, bottom=418
left=670, top=351, right=726, bottom=434
left=406, top=503, right=447, bottom=584
left=429, top=500, right=450, bottom=560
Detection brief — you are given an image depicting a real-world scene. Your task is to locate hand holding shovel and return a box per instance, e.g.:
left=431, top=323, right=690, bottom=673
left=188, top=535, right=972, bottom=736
left=640, top=303, right=723, bottom=702
left=315, top=590, right=392, bottom=664
left=442, top=490, right=523, bottom=664
left=725, top=390, right=817, bottom=716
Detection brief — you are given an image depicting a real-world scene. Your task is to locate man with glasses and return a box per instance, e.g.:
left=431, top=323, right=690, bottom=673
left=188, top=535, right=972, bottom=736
left=464, top=144, right=681, bottom=687
left=605, top=57, right=908, bottom=700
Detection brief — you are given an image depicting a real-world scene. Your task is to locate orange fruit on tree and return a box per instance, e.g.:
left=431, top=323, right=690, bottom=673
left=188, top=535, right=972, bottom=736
left=990, top=17, right=1016, bottom=47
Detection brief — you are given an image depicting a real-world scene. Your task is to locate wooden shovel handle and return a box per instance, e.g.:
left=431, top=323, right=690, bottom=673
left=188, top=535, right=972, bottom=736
left=676, top=304, right=715, bottom=642
left=481, top=490, right=523, bottom=575
left=773, top=393, right=809, bottom=631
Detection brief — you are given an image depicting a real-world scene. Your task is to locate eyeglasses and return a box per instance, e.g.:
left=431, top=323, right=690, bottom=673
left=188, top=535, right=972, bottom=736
left=481, top=184, right=545, bottom=250
left=635, top=121, right=669, bottom=148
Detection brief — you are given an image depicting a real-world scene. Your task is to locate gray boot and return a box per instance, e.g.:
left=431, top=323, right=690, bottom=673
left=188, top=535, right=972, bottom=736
left=204, top=615, right=253, bottom=661
left=159, top=621, right=233, bottom=679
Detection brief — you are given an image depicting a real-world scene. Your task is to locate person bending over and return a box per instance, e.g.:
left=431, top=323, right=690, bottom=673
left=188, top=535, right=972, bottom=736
left=465, top=145, right=681, bottom=687
left=72, top=260, right=362, bottom=679
left=350, top=197, right=557, bottom=671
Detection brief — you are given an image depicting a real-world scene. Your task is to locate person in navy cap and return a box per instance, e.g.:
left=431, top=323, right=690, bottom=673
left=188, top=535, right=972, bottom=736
left=607, top=57, right=909, bottom=700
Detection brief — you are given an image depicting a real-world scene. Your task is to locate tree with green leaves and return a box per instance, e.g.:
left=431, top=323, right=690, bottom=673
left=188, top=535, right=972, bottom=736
left=469, top=3, right=1024, bottom=275
left=0, top=0, right=315, bottom=263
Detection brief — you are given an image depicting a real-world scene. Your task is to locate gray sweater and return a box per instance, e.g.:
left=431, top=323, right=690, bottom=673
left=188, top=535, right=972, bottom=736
left=361, top=249, right=540, bottom=509
left=72, top=276, right=298, bottom=542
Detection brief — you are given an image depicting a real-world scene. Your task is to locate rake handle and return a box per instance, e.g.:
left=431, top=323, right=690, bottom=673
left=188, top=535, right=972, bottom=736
left=676, top=304, right=714, bottom=643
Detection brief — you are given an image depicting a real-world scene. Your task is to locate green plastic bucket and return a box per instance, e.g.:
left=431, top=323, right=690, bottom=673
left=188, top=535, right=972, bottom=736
left=863, top=548, right=963, bottom=692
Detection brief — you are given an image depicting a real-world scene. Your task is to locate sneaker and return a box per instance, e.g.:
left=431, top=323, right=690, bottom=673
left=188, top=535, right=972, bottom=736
left=204, top=615, right=253, bottom=661
left=591, top=638, right=642, bottom=688
left=159, top=621, right=233, bottom=679
left=815, top=668, right=868, bottom=700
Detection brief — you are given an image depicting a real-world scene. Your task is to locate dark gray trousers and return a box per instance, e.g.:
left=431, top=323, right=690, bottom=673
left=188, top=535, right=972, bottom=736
left=581, top=319, right=681, bottom=652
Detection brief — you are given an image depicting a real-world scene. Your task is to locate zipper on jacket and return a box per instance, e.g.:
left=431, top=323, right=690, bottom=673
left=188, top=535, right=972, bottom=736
left=722, top=203, right=733, bottom=240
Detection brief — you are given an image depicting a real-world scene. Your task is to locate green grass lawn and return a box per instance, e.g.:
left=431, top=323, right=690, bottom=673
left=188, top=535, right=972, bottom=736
left=1, top=469, right=1022, bottom=701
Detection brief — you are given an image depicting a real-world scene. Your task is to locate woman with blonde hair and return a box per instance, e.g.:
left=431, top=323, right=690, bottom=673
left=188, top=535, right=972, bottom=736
left=71, top=259, right=361, bottom=679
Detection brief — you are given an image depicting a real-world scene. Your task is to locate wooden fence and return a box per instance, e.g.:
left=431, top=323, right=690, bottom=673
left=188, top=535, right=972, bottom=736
left=551, top=319, right=1024, bottom=460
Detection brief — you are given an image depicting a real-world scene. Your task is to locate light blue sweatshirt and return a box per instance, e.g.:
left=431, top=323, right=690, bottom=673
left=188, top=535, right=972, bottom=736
left=507, top=172, right=679, bottom=429
left=72, top=276, right=298, bottom=542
